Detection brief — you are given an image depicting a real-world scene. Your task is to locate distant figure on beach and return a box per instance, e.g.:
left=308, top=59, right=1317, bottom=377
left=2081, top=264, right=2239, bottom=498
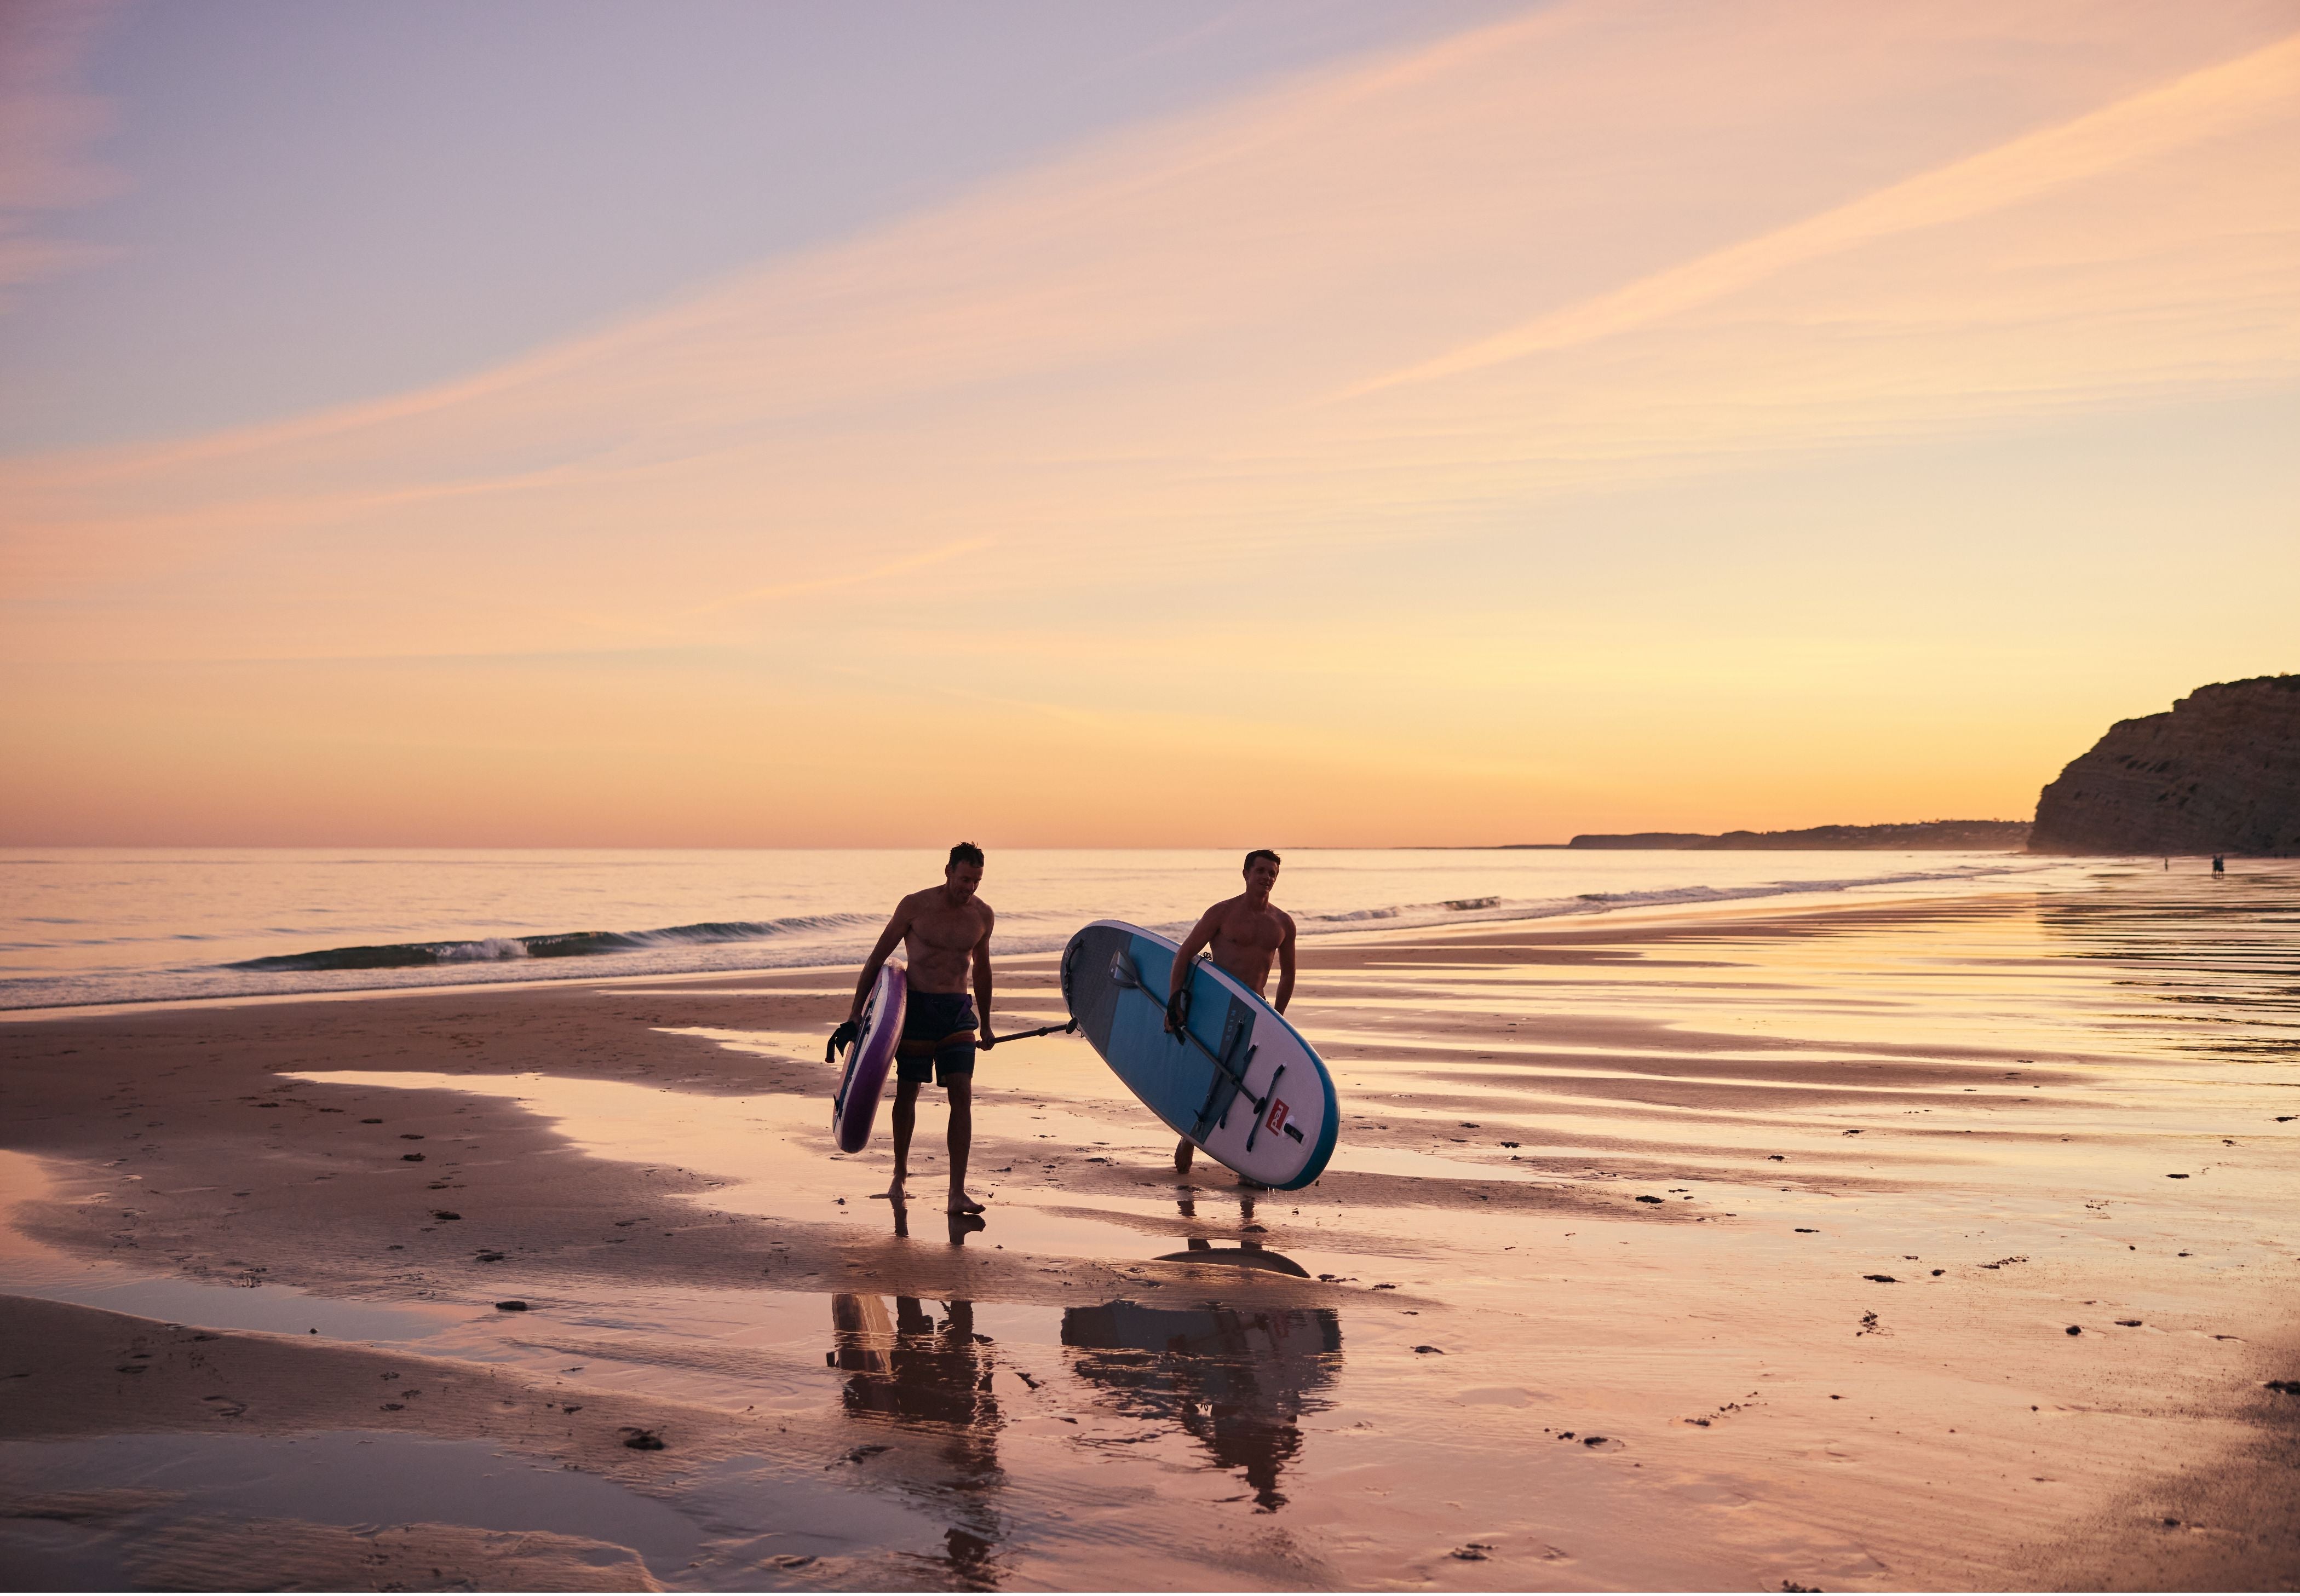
left=842, top=842, right=997, bottom=1214
left=2212, top=854, right=2226, bottom=874
left=1166, top=849, right=1297, bottom=1178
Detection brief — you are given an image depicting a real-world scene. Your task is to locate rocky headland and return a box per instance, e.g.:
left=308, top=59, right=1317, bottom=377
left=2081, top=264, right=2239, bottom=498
left=2029, top=675, right=2300, bottom=856
left=1567, top=819, right=2031, bottom=850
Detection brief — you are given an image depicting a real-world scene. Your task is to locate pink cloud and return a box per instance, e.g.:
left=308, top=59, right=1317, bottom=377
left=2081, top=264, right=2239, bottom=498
left=0, top=0, right=125, bottom=306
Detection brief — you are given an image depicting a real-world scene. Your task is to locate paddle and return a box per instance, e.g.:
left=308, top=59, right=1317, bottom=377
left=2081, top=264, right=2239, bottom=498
left=984, top=1019, right=1078, bottom=1047
left=1106, top=949, right=1268, bottom=1137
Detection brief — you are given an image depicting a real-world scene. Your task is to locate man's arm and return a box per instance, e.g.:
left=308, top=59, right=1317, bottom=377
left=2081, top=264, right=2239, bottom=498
left=1166, top=904, right=1222, bottom=1030
left=1273, top=911, right=1297, bottom=1015
left=1168, top=905, right=1222, bottom=998
left=848, top=897, right=914, bottom=1021
left=971, top=904, right=997, bottom=1046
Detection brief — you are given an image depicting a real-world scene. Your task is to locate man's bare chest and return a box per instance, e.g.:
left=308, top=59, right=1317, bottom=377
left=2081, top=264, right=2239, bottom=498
left=1214, top=907, right=1284, bottom=955
left=907, top=906, right=986, bottom=953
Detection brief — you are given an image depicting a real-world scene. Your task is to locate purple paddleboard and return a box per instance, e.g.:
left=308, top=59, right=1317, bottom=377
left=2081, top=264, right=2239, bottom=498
left=832, top=963, right=906, bottom=1153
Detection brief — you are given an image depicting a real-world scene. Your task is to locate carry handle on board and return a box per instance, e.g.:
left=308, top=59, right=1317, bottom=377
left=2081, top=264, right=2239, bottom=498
left=1109, top=949, right=1273, bottom=1141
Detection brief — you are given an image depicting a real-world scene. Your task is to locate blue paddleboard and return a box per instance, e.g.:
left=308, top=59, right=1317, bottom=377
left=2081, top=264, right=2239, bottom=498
left=1059, top=920, right=1338, bottom=1190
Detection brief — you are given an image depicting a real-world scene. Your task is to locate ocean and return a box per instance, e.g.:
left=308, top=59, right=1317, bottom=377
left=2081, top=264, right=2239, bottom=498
left=0, top=846, right=2085, bottom=1011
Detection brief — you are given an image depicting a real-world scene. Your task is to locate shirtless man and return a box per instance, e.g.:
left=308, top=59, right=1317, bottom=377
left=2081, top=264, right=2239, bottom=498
left=839, top=842, right=997, bottom=1214
left=1166, top=849, right=1296, bottom=1176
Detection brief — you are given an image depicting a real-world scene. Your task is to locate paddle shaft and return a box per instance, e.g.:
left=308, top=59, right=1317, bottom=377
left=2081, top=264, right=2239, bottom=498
left=984, top=1019, right=1078, bottom=1046
left=1123, top=965, right=1269, bottom=1134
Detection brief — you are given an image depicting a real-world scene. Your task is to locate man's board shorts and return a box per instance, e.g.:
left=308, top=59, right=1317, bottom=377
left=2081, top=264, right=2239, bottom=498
left=899, top=992, right=978, bottom=1087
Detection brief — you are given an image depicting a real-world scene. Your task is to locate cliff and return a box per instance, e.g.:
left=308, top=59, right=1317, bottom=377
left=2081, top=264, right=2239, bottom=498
left=2029, top=675, right=2300, bottom=856
left=1569, top=820, right=2031, bottom=850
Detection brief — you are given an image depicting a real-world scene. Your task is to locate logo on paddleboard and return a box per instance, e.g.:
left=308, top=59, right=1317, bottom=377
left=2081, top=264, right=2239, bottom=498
left=1265, top=1098, right=1290, bottom=1135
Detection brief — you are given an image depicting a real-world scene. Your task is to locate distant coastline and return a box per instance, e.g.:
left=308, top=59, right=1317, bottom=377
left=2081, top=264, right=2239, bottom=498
left=1508, top=819, right=2033, bottom=851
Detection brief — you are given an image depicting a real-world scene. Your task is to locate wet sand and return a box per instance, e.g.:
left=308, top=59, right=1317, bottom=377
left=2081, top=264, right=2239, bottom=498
left=3, top=865, right=2296, bottom=1590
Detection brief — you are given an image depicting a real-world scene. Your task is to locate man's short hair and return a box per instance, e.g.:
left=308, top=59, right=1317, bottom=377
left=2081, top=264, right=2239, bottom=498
left=948, top=842, right=985, bottom=870
left=1244, top=849, right=1281, bottom=873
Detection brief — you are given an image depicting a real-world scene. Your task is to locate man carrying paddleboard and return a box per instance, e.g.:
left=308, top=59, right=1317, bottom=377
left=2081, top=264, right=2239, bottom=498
left=1167, top=849, right=1296, bottom=1176
left=842, top=842, right=997, bottom=1214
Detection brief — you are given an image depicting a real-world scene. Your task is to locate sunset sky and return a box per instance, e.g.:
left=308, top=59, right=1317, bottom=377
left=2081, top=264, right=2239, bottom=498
left=3, top=0, right=2294, bottom=847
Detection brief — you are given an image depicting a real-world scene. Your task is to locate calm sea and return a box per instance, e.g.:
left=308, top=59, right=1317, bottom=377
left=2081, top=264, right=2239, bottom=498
left=0, top=847, right=2082, bottom=1011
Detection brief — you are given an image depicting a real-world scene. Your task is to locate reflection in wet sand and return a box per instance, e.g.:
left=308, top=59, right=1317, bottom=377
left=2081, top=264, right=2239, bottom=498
left=1154, top=1237, right=1312, bottom=1277
left=1062, top=1287, right=1342, bottom=1512
left=829, top=1294, right=1004, bottom=1587
left=2038, top=869, right=2300, bottom=1055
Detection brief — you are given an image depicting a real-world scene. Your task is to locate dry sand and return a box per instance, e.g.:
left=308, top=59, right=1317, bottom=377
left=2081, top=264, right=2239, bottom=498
left=2, top=865, right=2295, bottom=1590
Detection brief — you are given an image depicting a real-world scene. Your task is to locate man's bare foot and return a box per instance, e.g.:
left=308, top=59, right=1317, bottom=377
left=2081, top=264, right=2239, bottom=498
left=947, top=1190, right=986, bottom=1214
left=1174, top=1138, right=1195, bottom=1174
left=872, top=1180, right=907, bottom=1202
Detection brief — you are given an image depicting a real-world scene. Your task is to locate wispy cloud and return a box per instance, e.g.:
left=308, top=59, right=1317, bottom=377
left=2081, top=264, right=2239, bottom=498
left=0, top=0, right=124, bottom=309
left=1344, top=30, right=2300, bottom=396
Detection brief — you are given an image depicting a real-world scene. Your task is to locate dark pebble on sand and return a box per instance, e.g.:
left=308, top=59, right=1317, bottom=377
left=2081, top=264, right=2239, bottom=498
left=2166, top=1173, right=2189, bottom=1179
left=1796, top=1228, right=1818, bottom=1234
left=381, top=1402, right=403, bottom=1410
left=433, top=1210, right=460, bottom=1220
left=1413, top=1345, right=1444, bottom=1354
left=2066, top=1324, right=2082, bottom=1335
left=1451, top=1547, right=1490, bottom=1561
left=1768, top=1155, right=1785, bottom=1161
left=495, top=1299, right=528, bottom=1311
left=2266, top=1380, right=2300, bottom=1395
left=1636, top=1195, right=1663, bottom=1204
left=2117, top=1319, right=2142, bottom=1327
left=401, top=1153, right=424, bottom=1162
left=360, top=1118, right=383, bottom=1124
left=620, top=1427, right=665, bottom=1450
left=1931, top=1269, right=1945, bottom=1276
left=1864, top=1275, right=1896, bottom=1283
left=399, top=1133, right=424, bottom=1140
left=1582, top=1435, right=1607, bottom=1446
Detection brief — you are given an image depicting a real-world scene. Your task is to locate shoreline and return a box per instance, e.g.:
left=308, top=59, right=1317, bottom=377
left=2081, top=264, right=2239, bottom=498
left=0, top=860, right=2071, bottom=1023
left=4, top=875, right=2295, bottom=1588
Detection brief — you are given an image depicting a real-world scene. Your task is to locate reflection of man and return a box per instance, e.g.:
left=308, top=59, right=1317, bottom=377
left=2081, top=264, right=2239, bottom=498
left=1166, top=850, right=1296, bottom=1176
left=842, top=843, right=996, bottom=1214
left=830, top=1293, right=1004, bottom=1577
left=1062, top=1297, right=1341, bottom=1513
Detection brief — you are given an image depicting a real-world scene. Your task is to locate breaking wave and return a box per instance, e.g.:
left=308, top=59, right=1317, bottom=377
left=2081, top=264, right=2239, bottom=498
left=1295, top=866, right=2029, bottom=934
left=231, top=913, right=884, bottom=973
